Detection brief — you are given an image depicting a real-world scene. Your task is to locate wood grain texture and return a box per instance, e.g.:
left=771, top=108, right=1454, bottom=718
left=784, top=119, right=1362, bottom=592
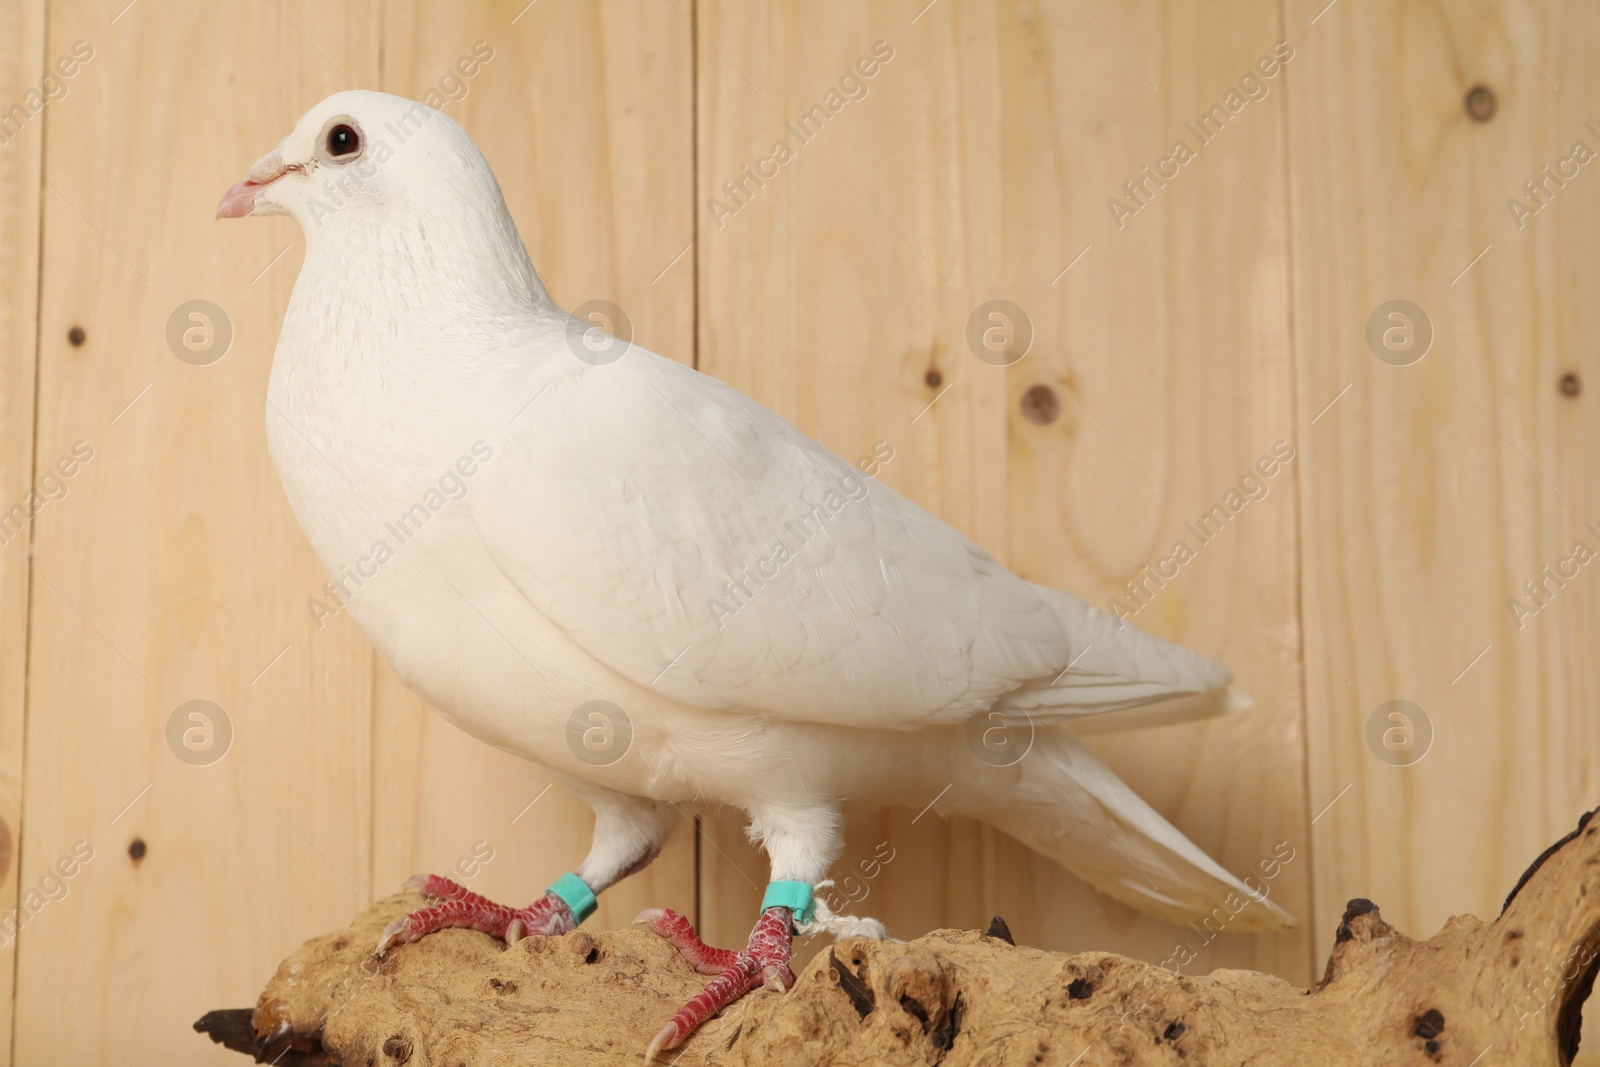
left=373, top=0, right=697, bottom=931
left=1289, top=0, right=1600, bottom=984
left=695, top=0, right=1312, bottom=984
left=0, top=3, right=45, bottom=1064
left=997, top=0, right=1309, bottom=980
left=13, top=3, right=378, bottom=1064
left=1289, top=4, right=1600, bottom=1061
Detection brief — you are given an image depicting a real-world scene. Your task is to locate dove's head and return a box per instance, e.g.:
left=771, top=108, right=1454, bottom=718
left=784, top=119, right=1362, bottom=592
left=218, top=90, right=548, bottom=307
left=218, top=90, right=477, bottom=224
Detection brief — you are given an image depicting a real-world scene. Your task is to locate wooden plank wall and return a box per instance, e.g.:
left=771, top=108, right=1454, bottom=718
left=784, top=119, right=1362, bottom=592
left=0, top=0, right=1597, bottom=1062
left=17, top=5, right=381, bottom=1064
left=1293, top=0, right=1600, bottom=975
left=0, top=3, right=44, bottom=1062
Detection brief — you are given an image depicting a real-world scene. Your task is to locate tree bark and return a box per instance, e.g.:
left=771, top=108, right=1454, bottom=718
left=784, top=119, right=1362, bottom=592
left=197, top=808, right=1600, bottom=1066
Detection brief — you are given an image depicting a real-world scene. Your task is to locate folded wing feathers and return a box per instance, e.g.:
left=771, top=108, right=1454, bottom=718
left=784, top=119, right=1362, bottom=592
left=997, top=588, right=1234, bottom=720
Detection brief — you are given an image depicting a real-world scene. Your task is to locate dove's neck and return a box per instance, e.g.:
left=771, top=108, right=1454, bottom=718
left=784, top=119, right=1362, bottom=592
left=295, top=189, right=560, bottom=345
left=273, top=197, right=567, bottom=434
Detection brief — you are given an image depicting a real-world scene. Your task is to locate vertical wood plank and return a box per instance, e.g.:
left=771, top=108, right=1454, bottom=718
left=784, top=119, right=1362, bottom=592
left=999, top=0, right=1310, bottom=980
left=15, top=2, right=377, bottom=1062
left=1290, top=0, right=1600, bottom=1003
left=374, top=0, right=697, bottom=929
left=0, top=2, right=46, bottom=1062
left=697, top=0, right=1312, bottom=986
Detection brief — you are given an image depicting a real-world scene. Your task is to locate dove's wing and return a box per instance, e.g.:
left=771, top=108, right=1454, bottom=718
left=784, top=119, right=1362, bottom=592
left=471, top=345, right=1229, bottom=729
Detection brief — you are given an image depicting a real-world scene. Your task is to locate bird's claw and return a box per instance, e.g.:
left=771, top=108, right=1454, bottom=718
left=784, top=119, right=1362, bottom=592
left=641, top=906, right=795, bottom=1057
left=645, top=1022, right=679, bottom=1062
left=375, top=874, right=577, bottom=956
left=375, top=916, right=407, bottom=957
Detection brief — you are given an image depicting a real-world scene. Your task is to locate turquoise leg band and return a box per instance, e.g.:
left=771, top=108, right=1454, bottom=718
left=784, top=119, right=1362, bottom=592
left=760, top=880, right=815, bottom=925
left=546, top=872, right=597, bottom=924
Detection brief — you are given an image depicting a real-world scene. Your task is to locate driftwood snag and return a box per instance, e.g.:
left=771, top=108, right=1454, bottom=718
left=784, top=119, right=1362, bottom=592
left=198, top=810, right=1600, bottom=1065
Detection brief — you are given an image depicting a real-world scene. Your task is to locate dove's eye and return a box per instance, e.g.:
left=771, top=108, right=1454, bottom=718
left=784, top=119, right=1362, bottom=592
left=326, top=124, right=361, bottom=158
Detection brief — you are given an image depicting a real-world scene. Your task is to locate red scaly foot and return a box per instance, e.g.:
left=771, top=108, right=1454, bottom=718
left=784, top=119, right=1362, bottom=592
left=376, top=874, right=578, bottom=955
left=636, top=906, right=794, bottom=1058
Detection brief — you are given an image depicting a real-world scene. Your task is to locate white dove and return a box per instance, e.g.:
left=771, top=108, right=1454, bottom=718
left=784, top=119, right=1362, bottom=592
left=219, top=90, right=1292, bottom=1055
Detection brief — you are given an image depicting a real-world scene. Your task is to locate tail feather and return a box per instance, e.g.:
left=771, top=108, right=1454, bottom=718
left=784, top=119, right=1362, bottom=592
left=968, top=726, right=1295, bottom=931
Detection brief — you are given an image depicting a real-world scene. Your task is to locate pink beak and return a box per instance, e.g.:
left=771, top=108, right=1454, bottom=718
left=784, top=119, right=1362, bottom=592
left=216, top=153, right=288, bottom=219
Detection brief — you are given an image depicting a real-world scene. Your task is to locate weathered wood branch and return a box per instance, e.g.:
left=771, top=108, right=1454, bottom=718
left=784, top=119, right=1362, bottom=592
left=197, top=809, right=1600, bottom=1066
